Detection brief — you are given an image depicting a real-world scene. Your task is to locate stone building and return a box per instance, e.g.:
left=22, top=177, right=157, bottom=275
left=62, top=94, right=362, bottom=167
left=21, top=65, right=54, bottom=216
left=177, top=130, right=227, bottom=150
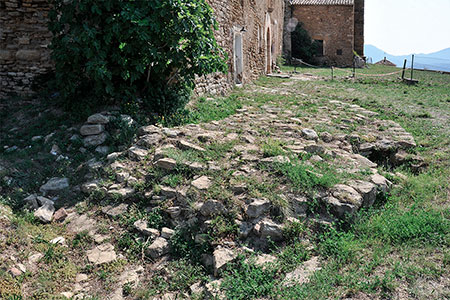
left=284, top=0, right=364, bottom=67
left=0, top=0, right=285, bottom=98
left=194, top=0, right=286, bottom=95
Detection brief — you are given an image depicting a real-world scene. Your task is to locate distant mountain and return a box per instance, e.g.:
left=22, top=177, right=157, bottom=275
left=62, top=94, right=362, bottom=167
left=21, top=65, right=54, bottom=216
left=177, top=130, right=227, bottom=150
left=364, top=45, right=450, bottom=72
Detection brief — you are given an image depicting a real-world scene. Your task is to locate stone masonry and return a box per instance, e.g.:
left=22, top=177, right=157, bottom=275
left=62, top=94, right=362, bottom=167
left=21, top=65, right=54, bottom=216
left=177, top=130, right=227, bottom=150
left=284, top=0, right=364, bottom=67
left=0, top=0, right=53, bottom=98
left=195, top=0, right=285, bottom=96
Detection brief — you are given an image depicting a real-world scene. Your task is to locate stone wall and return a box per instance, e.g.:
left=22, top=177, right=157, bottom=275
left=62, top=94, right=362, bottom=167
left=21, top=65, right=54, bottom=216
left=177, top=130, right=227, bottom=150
left=0, top=0, right=285, bottom=99
left=353, top=0, right=364, bottom=57
left=0, top=0, right=53, bottom=99
left=195, top=0, right=285, bottom=96
left=291, top=4, right=355, bottom=66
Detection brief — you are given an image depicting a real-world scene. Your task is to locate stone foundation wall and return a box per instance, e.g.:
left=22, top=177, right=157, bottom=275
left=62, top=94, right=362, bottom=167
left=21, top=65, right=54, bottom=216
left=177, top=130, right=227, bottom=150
left=291, top=5, right=354, bottom=67
left=0, top=0, right=53, bottom=99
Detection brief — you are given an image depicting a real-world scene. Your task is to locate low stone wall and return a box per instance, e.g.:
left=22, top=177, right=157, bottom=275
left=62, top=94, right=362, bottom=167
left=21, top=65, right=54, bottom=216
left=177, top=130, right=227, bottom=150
left=0, top=0, right=53, bottom=99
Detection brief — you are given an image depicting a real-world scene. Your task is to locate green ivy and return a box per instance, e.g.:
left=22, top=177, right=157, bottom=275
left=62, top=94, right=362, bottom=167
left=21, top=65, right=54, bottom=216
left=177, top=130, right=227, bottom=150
left=48, top=0, right=227, bottom=115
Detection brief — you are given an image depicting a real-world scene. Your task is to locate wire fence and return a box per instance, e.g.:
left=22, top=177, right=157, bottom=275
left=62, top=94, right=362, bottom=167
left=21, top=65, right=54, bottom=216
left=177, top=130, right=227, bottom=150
left=287, top=55, right=445, bottom=81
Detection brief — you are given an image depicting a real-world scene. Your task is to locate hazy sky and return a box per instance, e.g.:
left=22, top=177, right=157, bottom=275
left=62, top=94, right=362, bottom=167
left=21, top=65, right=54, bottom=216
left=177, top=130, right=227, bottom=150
left=365, top=0, right=450, bottom=55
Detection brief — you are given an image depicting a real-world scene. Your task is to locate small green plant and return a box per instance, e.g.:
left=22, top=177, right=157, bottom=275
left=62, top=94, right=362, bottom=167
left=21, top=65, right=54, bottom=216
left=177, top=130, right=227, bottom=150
left=72, top=231, right=93, bottom=249
left=262, top=139, right=285, bottom=158
left=221, top=256, right=280, bottom=300
left=170, top=225, right=211, bottom=263
left=207, top=215, right=239, bottom=242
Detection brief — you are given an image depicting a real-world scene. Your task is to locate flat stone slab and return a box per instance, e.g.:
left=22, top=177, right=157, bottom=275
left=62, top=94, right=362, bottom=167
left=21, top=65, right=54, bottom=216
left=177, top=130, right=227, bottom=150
left=191, top=176, right=212, bottom=190
left=284, top=256, right=321, bottom=285
left=40, top=177, right=69, bottom=193
left=86, top=243, right=117, bottom=265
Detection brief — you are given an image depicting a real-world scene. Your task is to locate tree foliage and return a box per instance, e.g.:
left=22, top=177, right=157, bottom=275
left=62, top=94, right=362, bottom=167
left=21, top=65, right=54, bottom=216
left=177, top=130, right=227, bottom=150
left=291, top=22, right=319, bottom=64
left=48, top=0, right=227, bottom=115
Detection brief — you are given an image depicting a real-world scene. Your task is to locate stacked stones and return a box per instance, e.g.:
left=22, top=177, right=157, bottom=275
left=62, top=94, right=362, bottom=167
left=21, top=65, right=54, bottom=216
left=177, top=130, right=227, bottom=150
left=0, top=0, right=53, bottom=98
left=24, top=177, right=70, bottom=223
left=80, top=113, right=110, bottom=153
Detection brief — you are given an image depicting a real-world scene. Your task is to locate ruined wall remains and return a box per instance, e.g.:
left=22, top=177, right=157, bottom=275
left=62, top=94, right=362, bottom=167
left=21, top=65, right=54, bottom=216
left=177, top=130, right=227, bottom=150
left=0, top=0, right=285, bottom=99
left=0, top=0, right=53, bottom=99
left=291, top=4, right=354, bottom=66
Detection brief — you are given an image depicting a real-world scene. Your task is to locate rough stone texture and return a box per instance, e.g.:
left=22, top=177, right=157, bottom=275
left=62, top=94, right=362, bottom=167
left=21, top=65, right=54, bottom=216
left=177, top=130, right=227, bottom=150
left=285, top=0, right=364, bottom=66
left=200, top=200, right=226, bottom=217
left=301, top=128, right=319, bottom=140
left=87, top=113, right=110, bottom=124
left=53, top=208, right=68, bottom=222
left=40, top=177, right=69, bottom=194
left=0, top=0, right=53, bottom=98
left=80, top=124, right=105, bottom=136
left=195, top=0, right=285, bottom=96
left=258, top=219, right=284, bottom=241
left=134, top=220, right=160, bottom=238
left=284, top=256, right=321, bottom=285
left=191, top=176, right=212, bottom=190
left=154, top=158, right=177, bottom=171
left=246, top=199, right=271, bottom=218
left=83, top=132, right=108, bottom=147
left=86, top=243, right=117, bottom=265
left=34, top=202, right=55, bottom=223
left=146, top=237, right=169, bottom=259
left=213, top=247, right=236, bottom=276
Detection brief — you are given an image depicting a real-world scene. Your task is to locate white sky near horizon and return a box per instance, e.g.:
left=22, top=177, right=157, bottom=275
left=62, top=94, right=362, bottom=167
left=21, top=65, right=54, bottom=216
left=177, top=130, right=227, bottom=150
left=365, top=0, right=450, bottom=55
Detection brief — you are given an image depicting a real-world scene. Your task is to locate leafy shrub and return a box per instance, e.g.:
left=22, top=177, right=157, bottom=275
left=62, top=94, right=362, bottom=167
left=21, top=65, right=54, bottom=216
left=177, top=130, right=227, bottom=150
left=291, top=22, right=319, bottom=63
left=47, top=0, right=227, bottom=115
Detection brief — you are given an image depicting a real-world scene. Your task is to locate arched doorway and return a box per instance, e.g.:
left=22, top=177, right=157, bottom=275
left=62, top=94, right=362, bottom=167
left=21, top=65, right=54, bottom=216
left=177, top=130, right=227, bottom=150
left=266, top=27, right=271, bottom=74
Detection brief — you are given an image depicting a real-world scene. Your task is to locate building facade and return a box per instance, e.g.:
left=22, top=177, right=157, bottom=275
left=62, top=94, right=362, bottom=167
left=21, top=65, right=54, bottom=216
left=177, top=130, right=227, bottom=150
left=284, top=0, right=364, bottom=67
left=195, top=0, right=285, bottom=95
left=0, top=0, right=285, bottom=98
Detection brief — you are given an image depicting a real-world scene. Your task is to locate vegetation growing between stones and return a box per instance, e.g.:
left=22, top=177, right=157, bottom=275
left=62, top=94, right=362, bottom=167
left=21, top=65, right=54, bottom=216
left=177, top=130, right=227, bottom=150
left=47, top=0, right=227, bottom=115
left=0, top=65, right=448, bottom=299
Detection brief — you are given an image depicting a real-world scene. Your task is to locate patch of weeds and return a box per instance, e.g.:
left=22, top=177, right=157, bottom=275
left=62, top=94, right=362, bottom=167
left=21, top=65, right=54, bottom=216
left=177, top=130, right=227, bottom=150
left=244, top=176, right=286, bottom=208
left=221, top=256, right=280, bottom=300
left=159, top=95, right=242, bottom=127
left=72, top=230, right=93, bottom=249
left=271, top=158, right=340, bottom=192
left=283, top=220, right=307, bottom=242
left=165, top=260, right=208, bottom=292
left=162, top=174, right=184, bottom=188
left=318, top=227, right=360, bottom=265
left=261, top=139, right=286, bottom=158
left=43, top=244, right=66, bottom=263
left=356, top=205, right=449, bottom=246
left=170, top=225, right=211, bottom=263
left=108, top=114, right=138, bottom=149
left=204, top=141, right=236, bottom=161
left=119, top=205, right=164, bottom=231
left=207, top=215, right=239, bottom=242
left=117, top=232, right=147, bottom=261
left=277, top=242, right=310, bottom=272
